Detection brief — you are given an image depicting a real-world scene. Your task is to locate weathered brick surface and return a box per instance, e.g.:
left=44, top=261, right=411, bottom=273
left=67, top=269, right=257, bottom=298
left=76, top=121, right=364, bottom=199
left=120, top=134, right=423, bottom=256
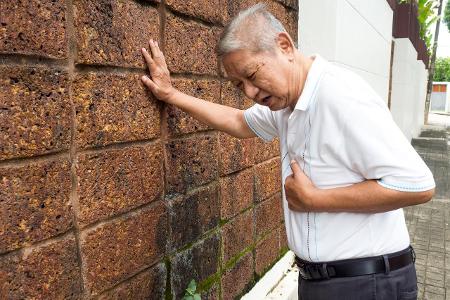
left=254, top=138, right=280, bottom=163
left=166, top=135, right=219, bottom=194
left=279, top=226, right=289, bottom=250
left=0, top=66, right=71, bottom=160
left=221, top=81, right=254, bottom=110
left=255, top=193, right=283, bottom=237
left=80, top=202, right=168, bottom=295
left=221, top=252, right=254, bottom=300
left=202, top=285, right=219, bottom=300
left=254, top=158, right=281, bottom=202
left=222, top=209, right=253, bottom=264
left=0, top=235, right=82, bottom=299
left=76, top=144, right=163, bottom=227
left=219, top=132, right=254, bottom=175
left=73, top=72, right=160, bottom=149
left=74, top=0, right=160, bottom=68
left=166, top=0, right=228, bottom=25
left=169, top=184, right=220, bottom=249
left=255, top=229, right=280, bottom=275
left=0, top=0, right=68, bottom=58
left=168, top=78, right=221, bottom=136
left=165, top=14, right=220, bottom=75
left=220, top=168, right=254, bottom=219
left=171, top=234, right=220, bottom=298
left=0, top=159, right=73, bottom=254
left=97, top=263, right=166, bottom=300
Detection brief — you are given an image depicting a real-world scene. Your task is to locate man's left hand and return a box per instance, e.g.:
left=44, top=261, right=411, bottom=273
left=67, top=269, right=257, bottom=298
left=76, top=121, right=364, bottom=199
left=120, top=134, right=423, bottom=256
left=284, top=160, right=319, bottom=212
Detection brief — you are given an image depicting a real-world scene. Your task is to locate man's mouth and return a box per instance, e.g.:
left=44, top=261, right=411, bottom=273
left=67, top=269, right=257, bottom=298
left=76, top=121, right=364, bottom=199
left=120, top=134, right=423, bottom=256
left=261, top=95, right=271, bottom=106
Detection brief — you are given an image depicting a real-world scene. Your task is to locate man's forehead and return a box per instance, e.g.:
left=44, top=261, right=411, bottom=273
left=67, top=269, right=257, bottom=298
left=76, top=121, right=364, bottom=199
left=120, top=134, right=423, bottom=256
left=223, top=55, right=256, bottom=79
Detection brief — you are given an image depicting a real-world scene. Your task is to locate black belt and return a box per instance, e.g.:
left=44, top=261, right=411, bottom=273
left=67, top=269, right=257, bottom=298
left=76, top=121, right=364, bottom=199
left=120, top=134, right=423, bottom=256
left=295, top=246, right=415, bottom=281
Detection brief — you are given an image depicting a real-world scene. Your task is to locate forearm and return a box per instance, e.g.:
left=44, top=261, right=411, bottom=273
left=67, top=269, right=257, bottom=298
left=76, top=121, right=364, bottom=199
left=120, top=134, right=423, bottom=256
left=312, top=180, right=434, bottom=213
left=167, top=89, right=254, bottom=138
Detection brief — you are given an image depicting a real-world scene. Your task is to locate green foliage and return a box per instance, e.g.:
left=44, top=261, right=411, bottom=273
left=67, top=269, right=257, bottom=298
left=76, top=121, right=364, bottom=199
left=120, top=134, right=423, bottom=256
left=444, top=0, right=450, bottom=32
left=182, top=280, right=201, bottom=300
left=434, top=57, right=450, bottom=81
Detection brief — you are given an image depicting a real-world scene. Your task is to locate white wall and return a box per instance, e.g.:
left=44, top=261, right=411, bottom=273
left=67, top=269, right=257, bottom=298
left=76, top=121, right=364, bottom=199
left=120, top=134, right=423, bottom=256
left=298, top=0, right=393, bottom=102
left=390, top=38, right=428, bottom=141
left=298, top=0, right=429, bottom=140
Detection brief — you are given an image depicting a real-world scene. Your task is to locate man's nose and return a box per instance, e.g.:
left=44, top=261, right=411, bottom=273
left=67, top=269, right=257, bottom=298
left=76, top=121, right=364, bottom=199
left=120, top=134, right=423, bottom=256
left=243, top=81, right=259, bottom=100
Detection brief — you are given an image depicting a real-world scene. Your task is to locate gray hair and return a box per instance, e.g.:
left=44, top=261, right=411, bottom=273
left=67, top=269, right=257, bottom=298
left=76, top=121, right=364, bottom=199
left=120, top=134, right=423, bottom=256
left=217, top=3, right=287, bottom=56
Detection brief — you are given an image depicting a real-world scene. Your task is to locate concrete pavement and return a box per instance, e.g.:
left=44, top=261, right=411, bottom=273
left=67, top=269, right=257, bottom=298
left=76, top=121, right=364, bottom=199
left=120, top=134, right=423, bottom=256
left=407, top=117, right=450, bottom=300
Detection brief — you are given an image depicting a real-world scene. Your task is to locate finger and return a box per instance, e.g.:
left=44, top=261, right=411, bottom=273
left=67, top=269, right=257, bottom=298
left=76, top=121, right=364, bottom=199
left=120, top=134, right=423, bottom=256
left=141, top=75, right=156, bottom=90
left=290, top=160, right=301, bottom=177
left=148, top=39, right=160, bottom=60
left=141, top=48, right=156, bottom=71
left=154, top=40, right=168, bottom=67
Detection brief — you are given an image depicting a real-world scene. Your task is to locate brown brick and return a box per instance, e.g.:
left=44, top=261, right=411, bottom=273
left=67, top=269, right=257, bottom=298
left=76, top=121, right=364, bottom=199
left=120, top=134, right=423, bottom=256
left=254, top=138, right=280, bottom=163
left=202, top=284, right=219, bottom=300
left=170, top=184, right=219, bottom=250
left=73, top=72, right=160, bottom=149
left=165, top=14, right=220, bottom=75
left=221, top=252, right=254, bottom=300
left=76, top=144, right=163, bottom=227
left=166, top=135, right=218, bottom=194
left=166, top=0, right=228, bottom=25
left=167, top=78, right=221, bottom=136
left=279, top=226, right=289, bottom=250
left=274, top=0, right=298, bottom=9
left=80, top=202, right=168, bottom=295
left=0, top=159, right=73, bottom=254
left=219, top=133, right=254, bottom=175
left=97, top=263, right=166, bottom=300
left=255, top=193, right=282, bottom=237
left=220, top=168, right=253, bottom=220
left=171, top=234, right=220, bottom=298
left=221, top=81, right=254, bottom=110
left=0, top=0, right=68, bottom=58
left=74, top=0, right=159, bottom=68
left=254, top=158, right=281, bottom=202
left=0, top=235, right=82, bottom=299
left=255, top=229, right=280, bottom=275
left=0, top=66, right=71, bottom=160
left=222, top=209, right=253, bottom=264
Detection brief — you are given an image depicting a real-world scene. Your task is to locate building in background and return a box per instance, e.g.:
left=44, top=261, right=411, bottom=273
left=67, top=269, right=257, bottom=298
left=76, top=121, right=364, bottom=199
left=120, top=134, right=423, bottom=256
left=431, top=82, right=450, bottom=113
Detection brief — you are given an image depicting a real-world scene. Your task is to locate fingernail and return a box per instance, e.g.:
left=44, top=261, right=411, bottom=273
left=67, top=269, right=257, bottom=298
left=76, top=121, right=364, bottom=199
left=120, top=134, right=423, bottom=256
left=141, top=75, right=147, bottom=81
left=155, top=41, right=158, bottom=46
left=290, top=160, right=295, bottom=164
left=142, top=48, right=146, bottom=52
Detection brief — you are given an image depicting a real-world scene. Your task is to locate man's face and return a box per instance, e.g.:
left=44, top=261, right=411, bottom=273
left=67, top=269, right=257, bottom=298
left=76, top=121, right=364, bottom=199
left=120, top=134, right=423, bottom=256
left=222, top=47, right=295, bottom=111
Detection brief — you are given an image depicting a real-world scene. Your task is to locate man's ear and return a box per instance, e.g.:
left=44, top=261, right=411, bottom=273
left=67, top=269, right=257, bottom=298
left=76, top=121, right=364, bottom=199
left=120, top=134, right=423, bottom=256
left=276, top=32, right=295, bottom=57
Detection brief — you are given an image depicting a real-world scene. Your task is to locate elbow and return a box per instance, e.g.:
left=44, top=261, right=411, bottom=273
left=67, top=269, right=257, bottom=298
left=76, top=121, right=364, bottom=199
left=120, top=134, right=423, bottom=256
left=415, top=188, right=435, bottom=204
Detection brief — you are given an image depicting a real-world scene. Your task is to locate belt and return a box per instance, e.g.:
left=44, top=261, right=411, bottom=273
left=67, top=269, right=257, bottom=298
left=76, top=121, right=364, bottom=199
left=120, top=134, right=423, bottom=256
left=295, top=246, right=415, bottom=281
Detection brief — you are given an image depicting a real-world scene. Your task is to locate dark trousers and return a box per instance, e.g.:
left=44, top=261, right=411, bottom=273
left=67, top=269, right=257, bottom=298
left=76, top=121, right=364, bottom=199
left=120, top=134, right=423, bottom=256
left=298, top=261, right=418, bottom=300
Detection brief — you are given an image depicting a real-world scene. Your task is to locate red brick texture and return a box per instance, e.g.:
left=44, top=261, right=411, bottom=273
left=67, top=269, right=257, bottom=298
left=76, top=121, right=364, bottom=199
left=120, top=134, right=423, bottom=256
left=0, top=0, right=297, bottom=298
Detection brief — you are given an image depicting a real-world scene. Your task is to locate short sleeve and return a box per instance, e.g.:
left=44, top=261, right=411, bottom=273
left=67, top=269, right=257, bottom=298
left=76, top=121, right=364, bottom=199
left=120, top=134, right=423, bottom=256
left=244, top=104, right=278, bottom=142
left=342, top=98, right=435, bottom=192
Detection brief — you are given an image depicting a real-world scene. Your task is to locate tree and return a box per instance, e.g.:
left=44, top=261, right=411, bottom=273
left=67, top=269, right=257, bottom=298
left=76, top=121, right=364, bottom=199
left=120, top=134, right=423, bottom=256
left=434, top=57, right=450, bottom=81
left=444, top=0, right=450, bottom=32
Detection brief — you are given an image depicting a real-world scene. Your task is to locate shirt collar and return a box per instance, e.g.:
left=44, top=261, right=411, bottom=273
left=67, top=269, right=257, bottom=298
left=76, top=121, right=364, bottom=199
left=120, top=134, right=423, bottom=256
left=294, top=54, right=328, bottom=111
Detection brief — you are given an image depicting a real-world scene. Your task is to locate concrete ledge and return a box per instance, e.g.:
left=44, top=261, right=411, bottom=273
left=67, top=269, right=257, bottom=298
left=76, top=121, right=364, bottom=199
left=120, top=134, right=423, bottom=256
left=241, top=251, right=297, bottom=300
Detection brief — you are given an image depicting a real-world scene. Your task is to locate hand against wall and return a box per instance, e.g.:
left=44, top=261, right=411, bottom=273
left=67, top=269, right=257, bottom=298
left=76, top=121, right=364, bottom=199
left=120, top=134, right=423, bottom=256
left=141, top=39, right=176, bottom=103
left=284, top=160, right=318, bottom=212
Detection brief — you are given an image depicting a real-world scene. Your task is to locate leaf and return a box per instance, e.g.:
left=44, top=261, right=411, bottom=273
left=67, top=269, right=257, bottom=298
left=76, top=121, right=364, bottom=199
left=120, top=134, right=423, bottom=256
left=182, top=296, right=194, bottom=300
left=193, top=294, right=201, bottom=300
left=187, top=280, right=197, bottom=293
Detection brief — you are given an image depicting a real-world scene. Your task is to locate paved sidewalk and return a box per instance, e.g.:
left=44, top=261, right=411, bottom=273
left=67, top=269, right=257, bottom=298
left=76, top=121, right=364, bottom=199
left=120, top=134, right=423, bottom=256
left=406, top=122, right=450, bottom=300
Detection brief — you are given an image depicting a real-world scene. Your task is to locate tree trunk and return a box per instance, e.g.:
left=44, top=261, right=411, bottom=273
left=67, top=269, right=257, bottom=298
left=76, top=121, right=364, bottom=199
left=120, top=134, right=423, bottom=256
left=424, top=0, right=444, bottom=124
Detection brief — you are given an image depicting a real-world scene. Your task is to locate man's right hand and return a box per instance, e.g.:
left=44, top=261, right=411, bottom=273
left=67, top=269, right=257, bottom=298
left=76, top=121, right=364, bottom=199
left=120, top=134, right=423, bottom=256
left=141, top=39, right=177, bottom=103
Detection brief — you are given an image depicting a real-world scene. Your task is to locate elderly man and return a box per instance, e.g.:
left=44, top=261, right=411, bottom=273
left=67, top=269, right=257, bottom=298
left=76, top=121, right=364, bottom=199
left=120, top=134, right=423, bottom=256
left=141, top=4, right=434, bottom=299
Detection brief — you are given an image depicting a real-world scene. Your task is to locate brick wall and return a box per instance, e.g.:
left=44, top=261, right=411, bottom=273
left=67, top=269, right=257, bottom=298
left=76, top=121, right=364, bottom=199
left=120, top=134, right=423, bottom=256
left=0, top=1, right=298, bottom=299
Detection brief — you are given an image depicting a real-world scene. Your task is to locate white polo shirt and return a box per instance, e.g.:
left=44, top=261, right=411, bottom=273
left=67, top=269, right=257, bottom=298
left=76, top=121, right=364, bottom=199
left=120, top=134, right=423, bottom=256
left=244, top=55, right=435, bottom=262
